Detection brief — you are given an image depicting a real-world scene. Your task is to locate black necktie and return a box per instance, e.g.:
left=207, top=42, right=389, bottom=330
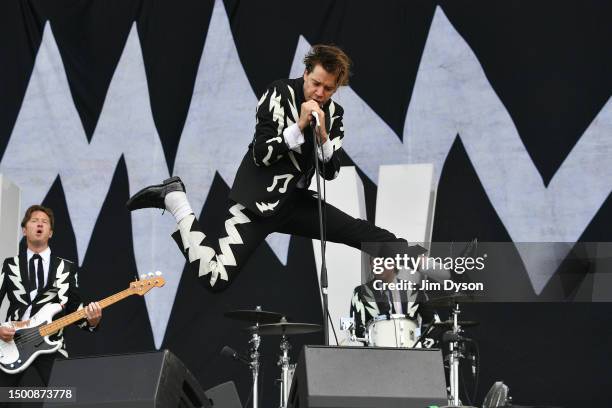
left=29, top=254, right=44, bottom=292
left=386, top=289, right=396, bottom=314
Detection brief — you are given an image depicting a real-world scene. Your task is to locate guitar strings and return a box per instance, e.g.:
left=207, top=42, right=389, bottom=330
left=11, top=328, right=58, bottom=346
left=9, top=293, right=119, bottom=345
left=2, top=282, right=158, bottom=362
left=10, top=313, right=88, bottom=345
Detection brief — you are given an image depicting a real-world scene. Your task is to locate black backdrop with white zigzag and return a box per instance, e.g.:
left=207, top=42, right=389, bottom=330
left=1, top=1, right=612, bottom=406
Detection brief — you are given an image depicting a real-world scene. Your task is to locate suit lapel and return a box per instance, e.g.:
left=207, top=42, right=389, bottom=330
left=18, top=251, right=31, bottom=303
left=366, top=280, right=390, bottom=315
left=45, top=257, right=59, bottom=291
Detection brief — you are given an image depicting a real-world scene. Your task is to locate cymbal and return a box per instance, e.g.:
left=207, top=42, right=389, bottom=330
left=424, top=294, right=484, bottom=308
left=244, top=322, right=322, bottom=336
left=224, top=309, right=283, bottom=324
left=431, top=320, right=480, bottom=329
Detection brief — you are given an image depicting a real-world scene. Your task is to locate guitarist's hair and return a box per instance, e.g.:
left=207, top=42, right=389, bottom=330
left=21, top=205, right=55, bottom=230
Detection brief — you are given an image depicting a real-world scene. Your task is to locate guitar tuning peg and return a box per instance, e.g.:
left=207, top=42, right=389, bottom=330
left=155, top=271, right=162, bottom=276
left=140, top=274, right=147, bottom=280
left=148, top=272, right=154, bottom=277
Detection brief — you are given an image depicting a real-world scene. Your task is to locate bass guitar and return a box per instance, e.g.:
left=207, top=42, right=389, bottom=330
left=0, top=274, right=165, bottom=373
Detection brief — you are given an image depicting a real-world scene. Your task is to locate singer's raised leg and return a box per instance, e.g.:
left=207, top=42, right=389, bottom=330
left=170, top=203, right=278, bottom=292
left=276, top=190, right=410, bottom=254
left=127, top=177, right=275, bottom=291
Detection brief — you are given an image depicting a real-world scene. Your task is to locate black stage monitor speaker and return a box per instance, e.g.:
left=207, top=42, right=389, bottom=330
left=288, top=346, right=447, bottom=408
left=44, top=350, right=211, bottom=408
left=204, top=381, right=242, bottom=408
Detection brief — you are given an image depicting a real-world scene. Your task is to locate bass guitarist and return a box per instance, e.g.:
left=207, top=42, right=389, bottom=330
left=0, top=205, right=101, bottom=392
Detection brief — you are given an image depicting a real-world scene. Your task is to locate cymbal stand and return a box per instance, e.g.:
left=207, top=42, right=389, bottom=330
left=278, top=333, right=292, bottom=408
left=448, top=302, right=463, bottom=406
left=249, top=323, right=262, bottom=408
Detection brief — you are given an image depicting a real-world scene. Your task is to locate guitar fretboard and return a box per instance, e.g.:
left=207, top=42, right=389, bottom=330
left=38, top=288, right=134, bottom=337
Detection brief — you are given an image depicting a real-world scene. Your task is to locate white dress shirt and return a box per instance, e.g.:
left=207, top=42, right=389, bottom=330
left=283, top=123, right=335, bottom=162
left=283, top=123, right=335, bottom=189
left=389, top=278, right=403, bottom=315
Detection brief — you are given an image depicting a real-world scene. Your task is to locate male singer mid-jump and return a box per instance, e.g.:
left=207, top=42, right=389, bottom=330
left=126, top=45, right=425, bottom=291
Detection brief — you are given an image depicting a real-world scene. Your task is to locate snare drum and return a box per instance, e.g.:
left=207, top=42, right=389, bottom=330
left=366, top=314, right=417, bottom=348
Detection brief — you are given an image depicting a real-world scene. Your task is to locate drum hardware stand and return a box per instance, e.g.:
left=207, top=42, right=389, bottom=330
left=413, top=318, right=436, bottom=348
left=341, top=317, right=366, bottom=344
left=248, top=307, right=263, bottom=408
left=445, top=302, right=472, bottom=407
left=277, top=330, right=293, bottom=408
left=238, top=314, right=322, bottom=408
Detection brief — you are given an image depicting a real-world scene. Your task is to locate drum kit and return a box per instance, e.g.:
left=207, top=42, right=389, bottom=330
left=224, top=306, right=321, bottom=408
left=224, top=293, right=481, bottom=408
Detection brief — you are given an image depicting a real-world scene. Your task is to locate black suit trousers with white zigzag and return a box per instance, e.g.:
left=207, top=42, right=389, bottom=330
left=172, top=189, right=410, bottom=292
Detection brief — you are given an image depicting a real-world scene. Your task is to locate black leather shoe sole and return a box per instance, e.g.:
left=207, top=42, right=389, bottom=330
left=126, top=176, right=185, bottom=211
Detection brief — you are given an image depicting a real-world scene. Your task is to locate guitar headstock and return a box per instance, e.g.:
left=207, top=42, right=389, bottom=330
left=130, top=272, right=166, bottom=296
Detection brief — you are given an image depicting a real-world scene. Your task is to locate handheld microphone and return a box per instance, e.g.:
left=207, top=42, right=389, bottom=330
left=310, top=111, right=320, bottom=128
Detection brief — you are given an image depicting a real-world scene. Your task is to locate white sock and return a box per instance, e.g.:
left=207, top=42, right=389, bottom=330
left=164, top=191, right=193, bottom=223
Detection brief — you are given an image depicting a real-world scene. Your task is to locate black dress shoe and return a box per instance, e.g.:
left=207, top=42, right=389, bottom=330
left=126, top=176, right=186, bottom=211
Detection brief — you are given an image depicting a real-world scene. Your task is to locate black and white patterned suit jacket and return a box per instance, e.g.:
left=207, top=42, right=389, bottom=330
left=0, top=251, right=94, bottom=357
left=230, top=77, right=344, bottom=216
left=350, top=279, right=421, bottom=339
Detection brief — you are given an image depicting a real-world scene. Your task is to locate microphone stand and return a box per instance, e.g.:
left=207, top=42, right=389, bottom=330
left=311, top=112, right=330, bottom=346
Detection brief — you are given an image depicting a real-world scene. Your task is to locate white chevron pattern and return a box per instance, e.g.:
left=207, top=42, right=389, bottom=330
left=406, top=301, right=419, bottom=318
left=8, top=258, right=27, bottom=305
left=351, top=292, right=366, bottom=327
left=257, top=89, right=269, bottom=108
left=217, top=203, right=251, bottom=267
left=36, top=289, right=58, bottom=305
left=328, top=101, right=342, bottom=151
left=286, top=85, right=299, bottom=123
left=269, top=88, right=285, bottom=137
left=178, top=210, right=251, bottom=288
left=55, top=260, right=70, bottom=305
left=177, top=215, right=216, bottom=283
left=255, top=200, right=279, bottom=213
left=364, top=300, right=379, bottom=319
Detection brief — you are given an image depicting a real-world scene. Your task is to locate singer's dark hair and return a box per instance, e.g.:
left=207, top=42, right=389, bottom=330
left=303, top=44, right=352, bottom=87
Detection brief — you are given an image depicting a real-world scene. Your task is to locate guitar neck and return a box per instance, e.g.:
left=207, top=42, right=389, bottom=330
left=38, top=288, right=134, bottom=337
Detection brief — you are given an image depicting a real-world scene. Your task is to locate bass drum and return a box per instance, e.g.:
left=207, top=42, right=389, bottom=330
left=366, top=314, right=417, bottom=348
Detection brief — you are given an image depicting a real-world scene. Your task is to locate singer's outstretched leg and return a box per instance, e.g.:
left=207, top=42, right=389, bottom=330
left=275, top=190, right=414, bottom=256
left=170, top=202, right=281, bottom=292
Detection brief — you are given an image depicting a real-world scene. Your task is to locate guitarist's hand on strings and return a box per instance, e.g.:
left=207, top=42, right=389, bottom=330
left=85, top=302, right=102, bottom=328
left=0, top=326, right=15, bottom=342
